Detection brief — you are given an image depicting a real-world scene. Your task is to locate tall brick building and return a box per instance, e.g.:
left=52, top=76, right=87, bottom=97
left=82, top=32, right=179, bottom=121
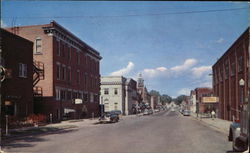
left=5, top=21, right=102, bottom=121
left=1, top=28, right=33, bottom=117
left=212, top=27, right=249, bottom=121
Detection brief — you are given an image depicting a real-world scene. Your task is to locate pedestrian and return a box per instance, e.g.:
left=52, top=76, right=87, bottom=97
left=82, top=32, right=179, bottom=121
left=211, top=110, right=216, bottom=120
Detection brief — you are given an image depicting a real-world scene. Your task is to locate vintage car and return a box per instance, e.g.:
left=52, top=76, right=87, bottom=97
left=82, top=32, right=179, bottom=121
left=99, top=111, right=119, bottom=123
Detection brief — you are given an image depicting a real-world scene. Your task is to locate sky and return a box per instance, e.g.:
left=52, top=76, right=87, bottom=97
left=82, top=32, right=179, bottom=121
left=1, top=1, right=249, bottom=97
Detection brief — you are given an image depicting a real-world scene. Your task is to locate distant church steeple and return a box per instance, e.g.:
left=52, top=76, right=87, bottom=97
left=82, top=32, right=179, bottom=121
left=137, top=73, right=144, bottom=88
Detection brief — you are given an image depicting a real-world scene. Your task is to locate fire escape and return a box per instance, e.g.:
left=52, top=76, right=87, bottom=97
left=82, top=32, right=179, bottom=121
left=33, top=60, right=44, bottom=105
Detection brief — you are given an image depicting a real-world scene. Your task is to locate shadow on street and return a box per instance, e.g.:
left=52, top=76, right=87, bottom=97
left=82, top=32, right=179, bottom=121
left=2, top=126, right=78, bottom=149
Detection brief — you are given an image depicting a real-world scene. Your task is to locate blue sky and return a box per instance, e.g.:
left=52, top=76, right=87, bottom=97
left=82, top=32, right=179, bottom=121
left=2, top=1, right=249, bottom=97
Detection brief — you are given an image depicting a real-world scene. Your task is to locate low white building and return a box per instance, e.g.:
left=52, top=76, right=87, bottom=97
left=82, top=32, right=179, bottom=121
left=100, top=76, right=137, bottom=115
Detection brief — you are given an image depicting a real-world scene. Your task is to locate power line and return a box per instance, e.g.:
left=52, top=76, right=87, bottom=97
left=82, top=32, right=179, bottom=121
left=2, top=7, right=248, bottom=19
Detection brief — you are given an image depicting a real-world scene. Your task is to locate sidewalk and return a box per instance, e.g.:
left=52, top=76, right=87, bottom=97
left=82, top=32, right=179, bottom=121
left=190, top=112, right=232, bottom=135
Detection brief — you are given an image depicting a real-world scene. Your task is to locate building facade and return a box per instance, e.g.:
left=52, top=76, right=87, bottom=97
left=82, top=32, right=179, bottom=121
left=100, top=76, right=137, bottom=115
left=189, top=90, right=197, bottom=113
left=5, top=21, right=102, bottom=121
left=212, top=27, right=249, bottom=121
left=194, top=88, right=216, bottom=114
left=1, top=29, right=33, bottom=118
left=137, top=74, right=151, bottom=105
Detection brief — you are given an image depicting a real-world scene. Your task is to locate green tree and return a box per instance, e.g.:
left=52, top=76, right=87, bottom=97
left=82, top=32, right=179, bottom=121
left=149, top=90, right=161, bottom=97
left=161, top=94, right=172, bottom=105
left=174, top=95, right=187, bottom=105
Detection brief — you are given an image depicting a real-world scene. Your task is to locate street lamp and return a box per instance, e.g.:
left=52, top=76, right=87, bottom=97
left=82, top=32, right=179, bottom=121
left=239, top=79, right=245, bottom=121
left=239, top=79, right=245, bottom=103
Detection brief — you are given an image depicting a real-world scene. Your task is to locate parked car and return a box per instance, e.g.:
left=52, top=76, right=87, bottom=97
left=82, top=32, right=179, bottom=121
left=99, top=112, right=119, bottom=123
left=183, top=110, right=190, bottom=116
left=154, top=109, right=160, bottom=113
left=143, top=109, right=150, bottom=115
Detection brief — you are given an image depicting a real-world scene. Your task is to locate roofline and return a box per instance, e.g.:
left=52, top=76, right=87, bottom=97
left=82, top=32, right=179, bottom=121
left=213, top=27, right=249, bottom=67
left=49, top=21, right=101, bottom=58
left=1, top=28, right=33, bottom=45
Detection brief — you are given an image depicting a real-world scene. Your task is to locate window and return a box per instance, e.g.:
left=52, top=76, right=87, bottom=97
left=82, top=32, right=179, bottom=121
left=60, top=90, right=66, bottom=101
left=67, top=67, right=71, bottom=82
left=67, top=46, right=71, bottom=60
left=19, top=63, right=27, bottom=78
left=77, top=70, right=80, bottom=84
left=114, top=102, right=118, bottom=110
left=84, top=73, right=87, bottom=87
left=56, top=89, right=60, bottom=100
left=62, top=66, right=66, bottom=80
left=67, top=91, right=72, bottom=100
left=114, top=88, right=118, bottom=95
left=231, top=62, right=236, bottom=76
left=61, top=43, right=65, bottom=57
left=238, top=56, right=243, bottom=72
left=224, top=60, right=229, bottom=79
left=35, top=38, right=42, bottom=54
left=77, top=53, right=80, bottom=65
left=56, top=40, right=60, bottom=56
left=104, top=88, right=109, bottom=95
left=90, top=93, right=94, bottom=103
left=84, top=93, right=88, bottom=102
left=56, top=63, right=61, bottom=80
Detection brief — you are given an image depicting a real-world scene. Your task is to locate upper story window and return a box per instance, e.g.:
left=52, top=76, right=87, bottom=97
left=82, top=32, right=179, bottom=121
left=35, top=38, right=42, bottom=54
left=56, top=63, right=61, bottom=80
left=61, top=43, right=65, bottom=57
left=67, top=46, right=71, bottom=60
left=231, top=62, right=236, bottom=76
left=67, top=67, right=71, bottom=82
left=77, top=53, right=80, bottom=65
left=114, top=88, right=118, bottom=95
left=56, top=40, right=60, bottom=56
left=238, top=56, right=243, bottom=72
left=224, top=60, right=229, bottom=79
left=76, top=70, right=80, bottom=84
left=104, top=88, right=109, bottom=95
left=19, top=63, right=27, bottom=78
left=62, top=65, right=66, bottom=80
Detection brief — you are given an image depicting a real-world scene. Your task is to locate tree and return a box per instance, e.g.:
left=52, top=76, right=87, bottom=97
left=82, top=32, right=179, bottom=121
left=161, top=94, right=172, bottom=105
left=174, top=95, right=187, bottom=105
left=149, top=90, right=161, bottom=97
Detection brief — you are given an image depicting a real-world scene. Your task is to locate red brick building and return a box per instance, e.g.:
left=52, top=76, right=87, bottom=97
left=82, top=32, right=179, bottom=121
left=194, top=88, right=216, bottom=114
left=1, top=28, right=33, bottom=117
left=212, top=27, right=249, bottom=121
left=5, top=21, right=102, bottom=121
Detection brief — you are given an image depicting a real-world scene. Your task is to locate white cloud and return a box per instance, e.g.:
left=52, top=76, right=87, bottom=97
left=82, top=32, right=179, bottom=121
left=177, top=88, right=191, bottom=96
left=199, top=81, right=212, bottom=87
left=191, top=66, right=212, bottom=78
left=170, top=58, right=197, bottom=72
left=110, top=61, right=134, bottom=76
left=142, top=66, right=168, bottom=78
left=1, top=20, right=7, bottom=27
left=216, top=38, right=224, bottom=43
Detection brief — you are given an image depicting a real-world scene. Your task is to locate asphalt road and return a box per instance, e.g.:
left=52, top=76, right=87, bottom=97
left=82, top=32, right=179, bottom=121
left=3, top=109, right=232, bottom=153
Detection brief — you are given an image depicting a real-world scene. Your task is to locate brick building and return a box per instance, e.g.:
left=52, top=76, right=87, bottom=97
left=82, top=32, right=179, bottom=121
left=212, top=27, right=249, bottom=121
left=1, top=28, right=33, bottom=117
left=5, top=21, right=102, bottom=121
left=194, top=88, right=216, bottom=114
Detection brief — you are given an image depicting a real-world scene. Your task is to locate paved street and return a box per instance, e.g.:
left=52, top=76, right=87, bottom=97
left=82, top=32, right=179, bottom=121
left=3, top=109, right=232, bottom=153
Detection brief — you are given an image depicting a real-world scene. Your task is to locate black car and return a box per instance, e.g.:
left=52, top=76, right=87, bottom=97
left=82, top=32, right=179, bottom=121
left=99, top=111, right=119, bottom=123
